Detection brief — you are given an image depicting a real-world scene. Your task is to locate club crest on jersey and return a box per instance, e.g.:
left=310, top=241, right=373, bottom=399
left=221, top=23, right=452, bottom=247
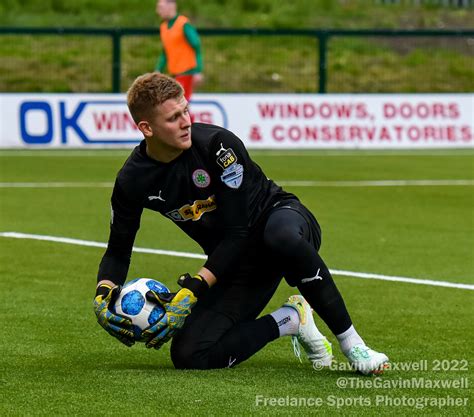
left=221, top=163, right=244, bottom=189
left=192, top=169, right=211, bottom=188
left=216, top=147, right=238, bottom=169
left=166, top=195, right=216, bottom=222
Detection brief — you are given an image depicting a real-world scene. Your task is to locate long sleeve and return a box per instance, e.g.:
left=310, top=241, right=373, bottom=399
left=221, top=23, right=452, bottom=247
left=97, top=181, right=143, bottom=286
left=155, top=52, right=167, bottom=73
left=183, top=23, right=203, bottom=73
left=203, top=132, right=252, bottom=279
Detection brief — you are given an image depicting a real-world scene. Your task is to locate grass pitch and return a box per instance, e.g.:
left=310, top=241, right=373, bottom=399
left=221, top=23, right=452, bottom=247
left=0, top=149, right=473, bottom=416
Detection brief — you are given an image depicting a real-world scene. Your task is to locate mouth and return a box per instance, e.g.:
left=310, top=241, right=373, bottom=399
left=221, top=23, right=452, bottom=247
left=181, top=130, right=191, bottom=139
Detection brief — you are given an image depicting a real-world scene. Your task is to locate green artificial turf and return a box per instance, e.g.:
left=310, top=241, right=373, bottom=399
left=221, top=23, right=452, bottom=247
left=0, top=149, right=473, bottom=416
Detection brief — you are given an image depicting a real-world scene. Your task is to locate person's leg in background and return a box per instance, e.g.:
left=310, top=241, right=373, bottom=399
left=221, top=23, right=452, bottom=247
left=175, top=74, right=193, bottom=101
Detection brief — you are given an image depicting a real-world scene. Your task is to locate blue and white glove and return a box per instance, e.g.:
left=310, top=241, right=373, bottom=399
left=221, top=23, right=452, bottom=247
left=141, top=274, right=209, bottom=349
left=93, top=284, right=135, bottom=347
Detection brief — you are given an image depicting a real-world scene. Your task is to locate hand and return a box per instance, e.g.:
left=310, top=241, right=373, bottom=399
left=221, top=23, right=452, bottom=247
left=193, top=73, right=204, bottom=87
left=141, top=274, right=208, bottom=349
left=93, top=285, right=135, bottom=347
left=141, top=288, right=197, bottom=349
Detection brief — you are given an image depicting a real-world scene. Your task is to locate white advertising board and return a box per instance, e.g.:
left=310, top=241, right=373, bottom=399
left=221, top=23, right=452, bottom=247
left=0, top=93, right=472, bottom=149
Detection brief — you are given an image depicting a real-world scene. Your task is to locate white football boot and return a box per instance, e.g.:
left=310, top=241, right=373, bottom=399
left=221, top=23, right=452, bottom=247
left=346, top=344, right=389, bottom=375
left=283, top=295, right=333, bottom=368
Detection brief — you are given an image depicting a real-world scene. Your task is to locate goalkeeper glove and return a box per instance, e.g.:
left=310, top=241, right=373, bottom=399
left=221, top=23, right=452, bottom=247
left=142, top=273, right=209, bottom=349
left=93, top=284, right=135, bottom=347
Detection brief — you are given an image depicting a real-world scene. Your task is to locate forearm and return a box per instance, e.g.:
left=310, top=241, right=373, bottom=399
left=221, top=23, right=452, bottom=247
left=196, top=266, right=217, bottom=287
left=96, top=279, right=116, bottom=288
left=184, top=23, right=203, bottom=73
left=155, top=53, right=167, bottom=72
left=195, top=50, right=203, bottom=73
left=97, top=252, right=131, bottom=287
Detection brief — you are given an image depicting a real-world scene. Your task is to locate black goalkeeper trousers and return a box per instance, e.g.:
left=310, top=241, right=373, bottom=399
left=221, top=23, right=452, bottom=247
left=170, top=274, right=282, bottom=369
left=170, top=199, right=352, bottom=370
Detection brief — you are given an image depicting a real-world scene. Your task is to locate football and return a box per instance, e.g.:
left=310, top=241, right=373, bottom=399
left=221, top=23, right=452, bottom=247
left=113, top=278, right=170, bottom=341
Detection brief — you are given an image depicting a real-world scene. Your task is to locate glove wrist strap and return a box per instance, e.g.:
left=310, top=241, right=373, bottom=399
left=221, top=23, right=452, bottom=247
left=95, top=283, right=113, bottom=298
left=178, top=273, right=209, bottom=298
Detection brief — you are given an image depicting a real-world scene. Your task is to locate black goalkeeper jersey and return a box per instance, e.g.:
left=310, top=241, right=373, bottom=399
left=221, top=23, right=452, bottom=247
left=98, top=123, right=295, bottom=285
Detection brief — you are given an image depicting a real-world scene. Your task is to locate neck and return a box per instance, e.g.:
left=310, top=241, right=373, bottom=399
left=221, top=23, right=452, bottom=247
left=145, top=140, right=183, bottom=163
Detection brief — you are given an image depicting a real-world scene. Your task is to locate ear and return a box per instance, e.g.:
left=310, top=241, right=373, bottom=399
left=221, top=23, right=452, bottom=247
left=137, top=121, right=153, bottom=138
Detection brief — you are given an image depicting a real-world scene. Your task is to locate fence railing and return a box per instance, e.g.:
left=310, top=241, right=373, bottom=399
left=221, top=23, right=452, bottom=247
left=0, top=27, right=474, bottom=93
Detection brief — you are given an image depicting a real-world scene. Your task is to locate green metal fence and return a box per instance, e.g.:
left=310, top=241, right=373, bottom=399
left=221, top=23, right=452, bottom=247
left=377, top=0, right=472, bottom=6
left=0, top=27, right=473, bottom=93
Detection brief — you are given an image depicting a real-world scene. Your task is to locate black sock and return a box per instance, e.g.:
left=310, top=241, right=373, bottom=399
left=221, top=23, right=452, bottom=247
left=296, top=256, right=352, bottom=335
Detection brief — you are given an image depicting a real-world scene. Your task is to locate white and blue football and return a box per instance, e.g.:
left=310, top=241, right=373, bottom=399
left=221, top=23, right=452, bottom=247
left=113, top=278, right=170, bottom=341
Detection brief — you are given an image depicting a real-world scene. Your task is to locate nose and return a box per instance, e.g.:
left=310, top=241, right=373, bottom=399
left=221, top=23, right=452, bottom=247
left=180, top=113, right=191, bottom=128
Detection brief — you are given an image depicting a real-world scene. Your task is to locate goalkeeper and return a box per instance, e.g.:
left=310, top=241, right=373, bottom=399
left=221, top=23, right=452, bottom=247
left=93, top=72, right=389, bottom=375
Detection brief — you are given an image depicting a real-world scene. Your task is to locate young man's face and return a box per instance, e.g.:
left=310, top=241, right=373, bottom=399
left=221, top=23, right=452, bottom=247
left=143, top=95, right=192, bottom=153
left=156, top=0, right=175, bottom=20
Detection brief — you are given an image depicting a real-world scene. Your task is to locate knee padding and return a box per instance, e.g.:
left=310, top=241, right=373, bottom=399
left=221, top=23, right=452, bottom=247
left=170, top=337, right=210, bottom=370
left=263, top=210, right=306, bottom=255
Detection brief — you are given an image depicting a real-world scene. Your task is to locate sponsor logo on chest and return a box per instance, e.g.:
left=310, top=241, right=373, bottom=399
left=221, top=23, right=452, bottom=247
left=166, top=195, right=217, bottom=222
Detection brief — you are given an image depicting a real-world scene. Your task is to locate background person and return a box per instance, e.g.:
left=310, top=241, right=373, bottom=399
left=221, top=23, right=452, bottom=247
left=155, top=0, right=203, bottom=101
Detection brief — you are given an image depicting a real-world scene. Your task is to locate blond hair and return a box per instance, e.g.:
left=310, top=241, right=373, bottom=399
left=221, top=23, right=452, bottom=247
left=127, top=72, right=184, bottom=123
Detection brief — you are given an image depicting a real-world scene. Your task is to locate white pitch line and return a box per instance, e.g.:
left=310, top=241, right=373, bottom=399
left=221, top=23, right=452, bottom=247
left=0, top=150, right=473, bottom=157
left=1, top=231, right=472, bottom=291
left=252, top=150, right=474, bottom=157
left=0, top=151, right=131, bottom=157
left=0, top=179, right=473, bottom=188
left=0, top=182, right=114, bottom=188
left=330, top=270, right=474, bottom=291
left=278, top=179, right=474, bottom=187
left=0, top=232, right=207, bottom=260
